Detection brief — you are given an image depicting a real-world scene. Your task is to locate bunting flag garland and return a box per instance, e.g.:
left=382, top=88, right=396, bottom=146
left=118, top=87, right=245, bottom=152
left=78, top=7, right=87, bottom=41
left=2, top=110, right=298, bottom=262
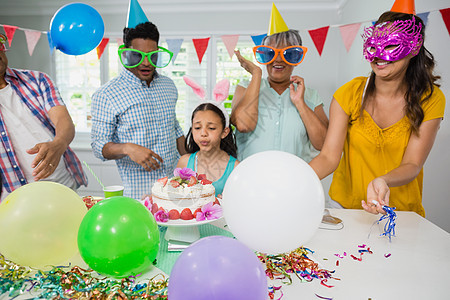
left=221, top=34, right=239, bottom=58
left=0, top=6, right=449, bottom=61
left=166, top=38, right=183, bottom=64
left=46, top=32, right=54, bottom=55
left=417, top=12, right=430, bottom=25
left=308, top=26, right=329, bottom=56
left=3, top=25, right=18, bottom=47
left=24, top=30, right=41, bottom=56
left=339, top=23, right=361, bottom=52
left=440, top=8, right=450, bottom=37
left=251, top=33, right=267, bottom=46
left=96, top=38, right=109, bottom=59
left=192, top=37, right=210, bottom=64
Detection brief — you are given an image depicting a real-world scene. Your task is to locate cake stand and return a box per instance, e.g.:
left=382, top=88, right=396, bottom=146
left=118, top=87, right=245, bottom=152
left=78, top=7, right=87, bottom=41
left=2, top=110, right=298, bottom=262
left=157, top=217, right=222, bottom=244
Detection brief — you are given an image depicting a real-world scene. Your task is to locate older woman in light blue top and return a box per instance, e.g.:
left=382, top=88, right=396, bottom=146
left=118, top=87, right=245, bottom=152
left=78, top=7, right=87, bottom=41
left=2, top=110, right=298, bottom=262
left=231, top=30, right=328, bottom=162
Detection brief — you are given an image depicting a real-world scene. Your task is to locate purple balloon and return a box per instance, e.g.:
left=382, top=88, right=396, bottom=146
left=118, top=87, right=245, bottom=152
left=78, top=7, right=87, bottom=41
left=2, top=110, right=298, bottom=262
left=168, top=236, right=267, bottom=300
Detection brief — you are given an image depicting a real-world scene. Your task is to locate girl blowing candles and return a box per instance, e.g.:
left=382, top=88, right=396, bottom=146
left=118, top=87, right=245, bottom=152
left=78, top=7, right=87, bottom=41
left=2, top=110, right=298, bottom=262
left=309, top=9, right=446, bottom=217
left=177, top=76, right=239, bottom=197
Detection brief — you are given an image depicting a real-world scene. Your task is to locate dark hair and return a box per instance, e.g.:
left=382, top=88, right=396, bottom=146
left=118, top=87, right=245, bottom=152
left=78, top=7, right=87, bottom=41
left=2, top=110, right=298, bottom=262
left=185, top=103, right=237, bottom=158
left=123, top=22, right=159, bottom=47
left=362, top=11, right=441, bottom=134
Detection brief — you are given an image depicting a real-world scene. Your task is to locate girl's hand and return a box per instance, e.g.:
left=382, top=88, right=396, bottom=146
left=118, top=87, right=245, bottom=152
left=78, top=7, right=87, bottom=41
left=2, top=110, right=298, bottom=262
left=362, top=178, right=390, bottom=214
left=289, top=76, right=306, bottom=107
left=234, top=50, right=261, bottom=75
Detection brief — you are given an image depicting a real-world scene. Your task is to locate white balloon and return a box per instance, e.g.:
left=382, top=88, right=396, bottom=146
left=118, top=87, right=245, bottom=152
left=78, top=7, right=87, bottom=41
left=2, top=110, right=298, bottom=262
left=222, top=151, right=324, bottom=254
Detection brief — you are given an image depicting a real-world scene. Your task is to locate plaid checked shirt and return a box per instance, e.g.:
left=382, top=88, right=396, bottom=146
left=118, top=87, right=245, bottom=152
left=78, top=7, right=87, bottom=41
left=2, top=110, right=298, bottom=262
left=91, top=69, right=184, bottom=199
left=0, top=68, right=88, bottom=193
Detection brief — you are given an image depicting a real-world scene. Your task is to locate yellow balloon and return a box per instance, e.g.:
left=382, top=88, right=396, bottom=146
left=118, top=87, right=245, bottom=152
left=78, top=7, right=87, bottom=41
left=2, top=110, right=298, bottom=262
left=0, top=182, right=87, bottom=269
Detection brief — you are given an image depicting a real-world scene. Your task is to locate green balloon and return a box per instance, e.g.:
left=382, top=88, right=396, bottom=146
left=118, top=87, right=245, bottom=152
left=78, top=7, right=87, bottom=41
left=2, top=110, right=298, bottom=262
left=77, top=196, right=159, bottom=277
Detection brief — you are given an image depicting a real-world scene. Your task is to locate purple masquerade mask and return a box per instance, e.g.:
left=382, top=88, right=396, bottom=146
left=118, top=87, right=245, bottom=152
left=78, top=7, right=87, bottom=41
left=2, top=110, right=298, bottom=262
left=362, top=17, right=423, bottom=62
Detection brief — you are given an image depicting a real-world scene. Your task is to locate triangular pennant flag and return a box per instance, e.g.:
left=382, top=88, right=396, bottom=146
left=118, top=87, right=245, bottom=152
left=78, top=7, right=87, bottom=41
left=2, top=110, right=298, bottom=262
left=339, top=23, right=361, bottom=52
left=116, top=37, right=124, bottom=46
left=166, top=38, right=183, bottom=64
left=46, top=32, right=54, bottom=55
left=96, top=38, right=109, bottom=59
left=192, top=37, right=210, bottom=64
left=251, top=33, right=267, bottom=46
left=221, top=35, right=239, bottom=59
left=24, top=30, right=41, bottom=56
left=308, top=26, right=329, bottom=56
left=3, top=25, right=18, bottom=47
left=440, top=8, right=450, bottom=37
left=391, top=0, right=415, bottom=15
left=127, top=0, right=149, bottom=28
left=417, top=12, right=429, bottom=26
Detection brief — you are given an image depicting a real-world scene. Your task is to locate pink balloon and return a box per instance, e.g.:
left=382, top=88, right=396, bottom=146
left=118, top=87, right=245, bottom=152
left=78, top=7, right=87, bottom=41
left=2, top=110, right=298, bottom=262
left=168, top=236, right=267, bottom=300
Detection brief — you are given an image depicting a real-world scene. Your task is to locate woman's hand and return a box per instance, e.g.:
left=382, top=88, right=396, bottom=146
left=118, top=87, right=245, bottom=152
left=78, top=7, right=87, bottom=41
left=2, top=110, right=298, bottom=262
left=234, top=50, right=261, bottom=75
left=289, top=75, right=306, bottom=107
left=362, top=178, right=390, bottom=214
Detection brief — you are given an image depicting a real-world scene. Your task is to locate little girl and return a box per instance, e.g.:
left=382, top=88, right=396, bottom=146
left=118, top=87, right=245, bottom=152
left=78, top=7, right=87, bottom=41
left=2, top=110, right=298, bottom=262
left=177, top=76, right=239, bottom=197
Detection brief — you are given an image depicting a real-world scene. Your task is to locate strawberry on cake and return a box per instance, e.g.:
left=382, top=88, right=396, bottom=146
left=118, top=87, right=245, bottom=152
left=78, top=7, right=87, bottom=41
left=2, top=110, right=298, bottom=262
left=144, top=167, right=221, bottom=222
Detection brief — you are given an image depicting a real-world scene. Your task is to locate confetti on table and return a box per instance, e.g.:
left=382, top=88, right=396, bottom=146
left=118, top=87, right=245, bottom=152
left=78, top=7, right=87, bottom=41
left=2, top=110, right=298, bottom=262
left=315, top=294, right=333, bottom=299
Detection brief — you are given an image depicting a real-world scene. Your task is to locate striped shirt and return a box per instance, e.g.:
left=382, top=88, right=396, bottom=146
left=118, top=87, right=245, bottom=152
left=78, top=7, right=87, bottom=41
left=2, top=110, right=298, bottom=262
left=91, top=68, right=184, bottom=199
left=0, top=68, right=88, bottom=194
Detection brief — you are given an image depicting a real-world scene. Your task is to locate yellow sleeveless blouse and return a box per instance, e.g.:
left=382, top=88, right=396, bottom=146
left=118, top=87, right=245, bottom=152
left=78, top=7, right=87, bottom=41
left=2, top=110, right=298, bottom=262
left=329, top=77, right=446, bottom=216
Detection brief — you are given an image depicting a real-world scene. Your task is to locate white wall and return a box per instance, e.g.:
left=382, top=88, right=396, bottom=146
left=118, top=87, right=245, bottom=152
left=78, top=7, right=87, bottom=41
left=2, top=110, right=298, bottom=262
left=1, top=0, right=449, bottom=230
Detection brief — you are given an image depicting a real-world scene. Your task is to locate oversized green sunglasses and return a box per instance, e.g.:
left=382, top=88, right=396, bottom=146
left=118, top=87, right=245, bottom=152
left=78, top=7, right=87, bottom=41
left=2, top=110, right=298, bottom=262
left=118, top=45, right=173, bottom=68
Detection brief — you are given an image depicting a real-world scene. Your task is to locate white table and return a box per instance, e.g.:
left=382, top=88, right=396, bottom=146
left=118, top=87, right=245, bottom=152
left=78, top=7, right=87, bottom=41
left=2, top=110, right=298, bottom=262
left=3, top=209, right=449, bottom=300
left=278, top=209, right=450, bottom=300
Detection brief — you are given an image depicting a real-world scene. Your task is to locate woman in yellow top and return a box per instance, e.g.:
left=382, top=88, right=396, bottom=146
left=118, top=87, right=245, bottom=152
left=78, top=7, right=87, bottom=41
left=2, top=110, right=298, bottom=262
left=309, top=11, right=446, bottom=217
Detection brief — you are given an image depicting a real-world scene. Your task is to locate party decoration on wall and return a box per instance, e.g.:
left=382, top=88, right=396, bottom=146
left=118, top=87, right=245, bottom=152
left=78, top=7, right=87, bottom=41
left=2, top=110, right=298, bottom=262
left=391, top=0, right=415, bottom=15
left=192, top=37, right=210, bottom=64
left=308, top=26, right=330, bottom=56
left=1, top=7, right=449, bottom=60
left=268, top=3, right=289, bottom=35
left=441, top=8, right=450, bottom=37
left=3, top=25, right=17, bottom=47
left=339, top=23, right=361, bottom=52
left=127, top=0, right=149, bottom=28
left=222, top=151, right=325, bottom=254
left=49, top=3, right=104, bottom=55
left=46, top=32, right=54, bottom=54
left=251, top=33, right=267, bottom=46
left=0, top=182, right=87, bottom=269
left=77, top=196, right=159, bottom=278
left=24, top=30, right=41, bottom=56
left=96, top=38, right=110, bottom=59
left=417, top=12, right=430, bottom=25
left=221, top=34, right=239, bottom=58
left=166, top=38, right=183, bottom=63
left=168, top=236, right=267, bottom=300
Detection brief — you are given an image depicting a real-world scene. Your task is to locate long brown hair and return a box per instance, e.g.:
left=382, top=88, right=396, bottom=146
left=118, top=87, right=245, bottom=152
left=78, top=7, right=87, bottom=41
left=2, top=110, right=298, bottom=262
left=362, top=11, right=440, bottom=134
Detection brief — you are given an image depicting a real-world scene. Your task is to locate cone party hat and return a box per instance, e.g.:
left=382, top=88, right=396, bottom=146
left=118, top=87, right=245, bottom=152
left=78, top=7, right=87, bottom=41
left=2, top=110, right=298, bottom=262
left=268, top=3, right=289, bottom=35
left=126, top=0, right=149, bottom=28
left=391, top=0, right=416, bottom=15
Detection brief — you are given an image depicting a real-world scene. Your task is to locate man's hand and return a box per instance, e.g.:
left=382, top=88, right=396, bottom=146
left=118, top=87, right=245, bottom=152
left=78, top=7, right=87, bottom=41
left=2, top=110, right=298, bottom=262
left=27, top=140, right=66, bottom=181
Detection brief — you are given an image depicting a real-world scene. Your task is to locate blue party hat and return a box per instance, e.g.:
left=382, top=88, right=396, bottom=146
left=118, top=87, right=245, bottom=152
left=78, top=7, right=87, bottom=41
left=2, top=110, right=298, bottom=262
left=126, top=0, right=149, bottom=28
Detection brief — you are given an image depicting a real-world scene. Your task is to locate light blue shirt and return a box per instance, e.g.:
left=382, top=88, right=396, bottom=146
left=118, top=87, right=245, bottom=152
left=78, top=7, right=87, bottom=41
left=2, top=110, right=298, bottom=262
left=235, top=78, right=323, bottom=162
left=91, top=68, right=184, bottom=199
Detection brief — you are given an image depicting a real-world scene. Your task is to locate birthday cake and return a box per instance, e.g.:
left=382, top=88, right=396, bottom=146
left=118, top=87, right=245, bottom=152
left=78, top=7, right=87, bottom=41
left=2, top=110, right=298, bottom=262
left=145, top=168, right=221, bottom=222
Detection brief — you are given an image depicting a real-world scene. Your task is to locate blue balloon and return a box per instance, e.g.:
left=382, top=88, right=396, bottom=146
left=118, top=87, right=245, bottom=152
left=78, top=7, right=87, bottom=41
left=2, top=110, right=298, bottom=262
left=50, top=3, right=104, bottom=56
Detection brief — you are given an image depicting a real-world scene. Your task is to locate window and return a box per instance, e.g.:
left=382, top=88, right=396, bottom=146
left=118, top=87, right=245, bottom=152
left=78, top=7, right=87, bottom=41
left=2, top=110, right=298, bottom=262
left=54, top=36, right=254, bottom=134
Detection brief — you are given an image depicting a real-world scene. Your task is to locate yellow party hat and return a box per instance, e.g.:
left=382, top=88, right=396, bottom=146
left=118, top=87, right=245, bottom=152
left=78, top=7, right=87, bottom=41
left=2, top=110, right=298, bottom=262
left=268, top=3, right=289, bottom=35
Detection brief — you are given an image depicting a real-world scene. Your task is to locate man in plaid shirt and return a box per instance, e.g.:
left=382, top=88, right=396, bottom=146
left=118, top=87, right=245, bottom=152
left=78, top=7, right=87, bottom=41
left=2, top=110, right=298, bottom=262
left=0, top=34, right=87, bottom=200
left=91, top=22, right=186, bottom=199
